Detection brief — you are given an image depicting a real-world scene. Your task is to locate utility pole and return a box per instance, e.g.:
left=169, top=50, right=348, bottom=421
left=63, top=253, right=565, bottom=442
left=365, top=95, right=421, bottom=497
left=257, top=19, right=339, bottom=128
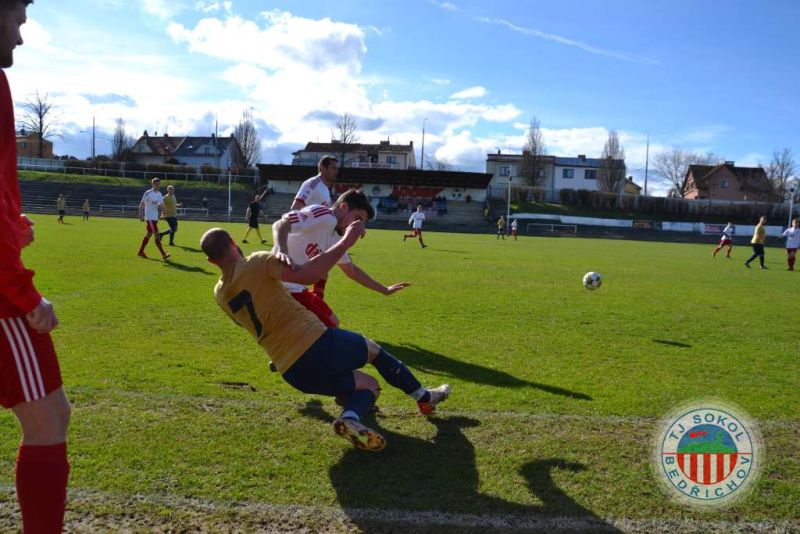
left=420, top=118, right=427, bottom=170
left=644, top=132, right=650, bottom=197
left=91, top=116, right=96, bottom=160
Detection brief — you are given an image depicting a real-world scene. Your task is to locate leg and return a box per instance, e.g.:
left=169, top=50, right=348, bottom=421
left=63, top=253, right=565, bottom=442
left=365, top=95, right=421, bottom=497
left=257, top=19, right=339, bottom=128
left=138, top=223, right=153, bottom=256
left=712, top=244, right=722, bottom=257
left=243, top=226, right=252, bottom=243
left=726, top=244, right=732, bottom=258
left=254, top=227, right=267, bottom=244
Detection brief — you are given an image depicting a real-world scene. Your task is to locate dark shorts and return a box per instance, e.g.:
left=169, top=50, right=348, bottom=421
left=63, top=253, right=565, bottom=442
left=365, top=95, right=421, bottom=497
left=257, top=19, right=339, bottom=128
left=752, top=244, right=765, bottom=255
left=165, top=216, right=178, bottom=232
left=282, top=328, right=367, bottom=397
left=248, top=217, right=259, bottom=229
left=58, top=210, right=65, bottom=216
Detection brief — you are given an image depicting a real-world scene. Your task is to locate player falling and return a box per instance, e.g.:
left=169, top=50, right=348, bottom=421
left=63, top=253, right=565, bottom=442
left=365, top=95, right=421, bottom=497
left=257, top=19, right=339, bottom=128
left=712, top=222, right=735, bottom=258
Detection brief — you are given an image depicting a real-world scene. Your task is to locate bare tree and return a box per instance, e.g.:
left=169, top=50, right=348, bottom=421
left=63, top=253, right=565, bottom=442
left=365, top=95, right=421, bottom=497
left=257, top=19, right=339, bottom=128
left=765, top=148, right=796, bottom=201
left=332, top=113, right=359, bottom=166
left=653, top=147, right=718, bottom=197
left=518, top=117, right=547, bottom=186
left=597, top=130, right=626, bottom=192
left=233, top=108, right=262, bottom=167
left=18, top=90, right=58, bottom=158
left=111, top=118, right=135, bottom=161
left=426, top=156, right=453, bottom=171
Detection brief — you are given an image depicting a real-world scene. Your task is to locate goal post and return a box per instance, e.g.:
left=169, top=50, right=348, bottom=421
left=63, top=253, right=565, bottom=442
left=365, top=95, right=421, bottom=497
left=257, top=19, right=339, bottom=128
left=524, top=222, right=578, bottom=236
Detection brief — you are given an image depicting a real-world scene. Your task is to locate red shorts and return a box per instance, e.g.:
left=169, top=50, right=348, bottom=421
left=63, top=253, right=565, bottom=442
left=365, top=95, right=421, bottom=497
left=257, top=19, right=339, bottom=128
left=0, top=316, right=63, bottom=408
left=720, top=239, right=732, bottom=246
left=291, top=290, right=337, bottom=328
left=145, top=220, right=159, bottom=234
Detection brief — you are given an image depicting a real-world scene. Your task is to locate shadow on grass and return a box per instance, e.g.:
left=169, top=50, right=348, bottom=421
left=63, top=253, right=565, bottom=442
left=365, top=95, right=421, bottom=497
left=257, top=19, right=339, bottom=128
left=425, top=248, right=470, bottom=254
left=141, top=256, right=213, bottom=275
left=299, top=400, right=619, bottom=531
left=174, top=245, right=204, bottom=253
left=653, top=339, right=692, bottom=348
left=379, top=342, right=592, bottom=400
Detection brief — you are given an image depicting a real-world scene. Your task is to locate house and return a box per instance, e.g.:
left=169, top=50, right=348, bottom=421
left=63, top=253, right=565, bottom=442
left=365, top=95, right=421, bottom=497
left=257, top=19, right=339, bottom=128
left=129, top=131, right=245, bottom=169
left=16, top=129, right=53, bottom=159
left=485, top=151, right=626, bottom=200
left=292, top=139, right=416, bottom=170
left=684, top=162, right=771, bottom=201
left=258, top=164, right=491, bottom=203
left=623, top=177, right=642, bottom=196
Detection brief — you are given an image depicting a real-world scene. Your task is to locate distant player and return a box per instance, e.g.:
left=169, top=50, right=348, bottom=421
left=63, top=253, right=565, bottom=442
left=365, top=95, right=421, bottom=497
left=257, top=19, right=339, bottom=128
left=82, top=199, right=90, bottom=221
left=137, top=177, right=170, bottom=260
left=1, top=2, right=71, bottom=531
left=781, top=218, right=799, bottom=271
left=403, top=205, right=427, bottom=248
left=291, top=155, right=338, bottom=210
left=712, top=222, right=735, bottom=258
left=56, top=194, right=65, bottom=224
left=159, top=185, right=183, bottom=246
left=510, top=218, right=518, bottom=240
left=272, top=189, right=409, bottom=328
left=242, top=189, right=269, bottom=244
left=744, top=216, right=767, bottom=269
left=200, top=226, right=450, bottom=451
left=497, top=215, right=506, bottom=240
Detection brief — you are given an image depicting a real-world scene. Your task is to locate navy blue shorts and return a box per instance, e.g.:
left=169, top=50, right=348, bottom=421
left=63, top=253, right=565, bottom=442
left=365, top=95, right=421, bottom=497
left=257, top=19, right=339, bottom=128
left=282, top=328, right=368, bottom=396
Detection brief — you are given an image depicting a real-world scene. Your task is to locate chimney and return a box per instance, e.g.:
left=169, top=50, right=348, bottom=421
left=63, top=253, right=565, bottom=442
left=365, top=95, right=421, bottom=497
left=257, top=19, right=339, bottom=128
left=578, top=154, right=586, bottom=160
left=164, top=133, right=168, bottom=138
left=724, top=161, right=735, bottom=166
left=143, top=130, right=149, bottom=138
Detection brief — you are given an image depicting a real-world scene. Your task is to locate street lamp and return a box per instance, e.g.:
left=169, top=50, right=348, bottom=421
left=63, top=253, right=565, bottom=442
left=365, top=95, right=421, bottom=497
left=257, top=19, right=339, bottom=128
left=788, top=185, right=797, bottom=228
left=80, top=116, right=96, bottom=160
left=420, top=118, right=428, bottom=170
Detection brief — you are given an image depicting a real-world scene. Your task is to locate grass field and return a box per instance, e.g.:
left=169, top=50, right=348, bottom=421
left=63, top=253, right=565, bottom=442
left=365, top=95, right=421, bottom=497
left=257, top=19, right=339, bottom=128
left=0, top=216, right=798, bottom=532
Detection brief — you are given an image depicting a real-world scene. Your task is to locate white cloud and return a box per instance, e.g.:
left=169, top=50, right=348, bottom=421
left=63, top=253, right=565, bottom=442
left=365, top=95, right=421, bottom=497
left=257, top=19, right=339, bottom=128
left=431, top=78, right=451, bottom=86
left=429, top=1, right=459, bottom=12
left=141, top=0, right=189, bottom=19
left=195, top=1, right=232, bottom=14
left=450, top=86, right=487, bottom=100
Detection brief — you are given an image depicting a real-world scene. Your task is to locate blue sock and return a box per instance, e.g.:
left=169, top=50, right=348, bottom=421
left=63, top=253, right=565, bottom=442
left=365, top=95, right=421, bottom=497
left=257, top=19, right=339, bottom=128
left=343, top=389, right=376, bottom=420
left=372, top=349, right=429, bottom=401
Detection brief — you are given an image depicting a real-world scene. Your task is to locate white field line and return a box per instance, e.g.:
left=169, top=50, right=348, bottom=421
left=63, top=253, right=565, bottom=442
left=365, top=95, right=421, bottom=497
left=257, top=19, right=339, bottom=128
left=67, top=386, right=799, bottom=430
left=0, top=486, right=796, bottom=533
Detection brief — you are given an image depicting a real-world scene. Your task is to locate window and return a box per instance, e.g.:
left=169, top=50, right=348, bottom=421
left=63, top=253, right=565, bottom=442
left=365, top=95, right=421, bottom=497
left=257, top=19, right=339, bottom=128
left=720, top=179, right=730, bottom=189
left=539, top=168, right=545, bottom=177
left=562, top=168, right=574, bottom=179
left=585, top=169, right=597, bottom=180
left=499, top=166, right=510, bottom=176
left=386, top=156, right=397, bottom=165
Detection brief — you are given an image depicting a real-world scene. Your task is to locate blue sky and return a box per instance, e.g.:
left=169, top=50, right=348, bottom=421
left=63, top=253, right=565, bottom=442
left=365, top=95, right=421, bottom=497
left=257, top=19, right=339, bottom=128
left=8, top=0, right=800, bottom=194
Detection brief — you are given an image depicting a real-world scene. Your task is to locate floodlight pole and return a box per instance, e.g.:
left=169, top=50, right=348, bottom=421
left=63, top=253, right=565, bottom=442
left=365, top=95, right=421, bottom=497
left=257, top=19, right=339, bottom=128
left=227, top=169, right=232, bottom=222
left=420, top=118, right=427, bottom=170
left=789, top=186, right=796, bottom=228
left=507, top=175, right=512, bottom=224
left=644, top=132, right=649, bottom=196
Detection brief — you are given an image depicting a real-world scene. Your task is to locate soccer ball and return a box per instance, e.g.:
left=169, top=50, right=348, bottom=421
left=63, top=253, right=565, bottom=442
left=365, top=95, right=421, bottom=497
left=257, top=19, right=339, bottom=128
left=582, top=271, right=602, bottom=290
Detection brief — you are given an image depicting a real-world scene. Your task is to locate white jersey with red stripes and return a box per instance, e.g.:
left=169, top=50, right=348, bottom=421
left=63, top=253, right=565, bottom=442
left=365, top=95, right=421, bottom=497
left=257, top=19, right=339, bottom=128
left=277, top=204, right=350, bottom=293
left=294, top=175, right=332, bottom=208
left=783, top=227, right=800, bottom=249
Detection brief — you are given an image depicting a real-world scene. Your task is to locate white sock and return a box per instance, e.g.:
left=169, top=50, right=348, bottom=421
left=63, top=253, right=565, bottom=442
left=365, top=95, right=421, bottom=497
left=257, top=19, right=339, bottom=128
left=341, top=410, right=359, bottom=421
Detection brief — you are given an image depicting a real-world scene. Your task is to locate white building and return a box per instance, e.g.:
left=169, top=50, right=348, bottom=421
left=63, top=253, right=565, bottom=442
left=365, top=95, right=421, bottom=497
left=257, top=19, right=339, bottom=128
left=130, top=132, right=244, bottom=169
left=292, top=140, right=416, bottom=170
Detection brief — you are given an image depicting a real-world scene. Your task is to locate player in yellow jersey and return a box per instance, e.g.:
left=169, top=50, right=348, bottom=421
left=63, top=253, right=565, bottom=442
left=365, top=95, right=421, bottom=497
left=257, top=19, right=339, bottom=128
left=201, top=225, right=450, bottom=451
left=159, top=185, right=183, bottom=246
left=744, top=215, right=768, bottom=269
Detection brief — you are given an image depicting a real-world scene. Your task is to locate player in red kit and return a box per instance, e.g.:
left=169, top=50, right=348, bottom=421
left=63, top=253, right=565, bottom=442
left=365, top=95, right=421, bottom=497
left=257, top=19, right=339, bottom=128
left=0, top=1, right=71, bottom=531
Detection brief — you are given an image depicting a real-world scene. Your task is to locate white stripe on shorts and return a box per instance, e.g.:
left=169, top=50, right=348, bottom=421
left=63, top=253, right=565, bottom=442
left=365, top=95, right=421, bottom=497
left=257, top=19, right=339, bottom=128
left=0, top=318, right=32, bottom=402
left=14, top=317, right=46, bottom=398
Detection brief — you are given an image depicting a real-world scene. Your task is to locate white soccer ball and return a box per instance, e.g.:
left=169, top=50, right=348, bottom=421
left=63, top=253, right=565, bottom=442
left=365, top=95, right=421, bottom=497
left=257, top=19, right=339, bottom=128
left=583, top=271, right=602, bottom=290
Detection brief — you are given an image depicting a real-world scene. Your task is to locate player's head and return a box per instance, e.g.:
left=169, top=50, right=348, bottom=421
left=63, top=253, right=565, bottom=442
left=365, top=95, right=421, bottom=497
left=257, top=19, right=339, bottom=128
left=318, top=155, right=339, bottom=182
left=151, top=177, right=160, bottom=189
left=201, top=228, right=242, bottom=266
left=0, top=0, right=31, bottom=69
left=416, top=204, right=422, bottom=212
left=167, top=185, right=174, bottom=193
left=333, top=188, right=373, bottom=232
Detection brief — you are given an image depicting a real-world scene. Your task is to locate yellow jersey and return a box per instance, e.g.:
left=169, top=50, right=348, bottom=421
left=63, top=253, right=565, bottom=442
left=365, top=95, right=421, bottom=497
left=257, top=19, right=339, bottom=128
left=213, top=251, right=326, bottom=373
left=751, top=225, right=766, bottom=245
left=163, top=195, right=178, bottom=217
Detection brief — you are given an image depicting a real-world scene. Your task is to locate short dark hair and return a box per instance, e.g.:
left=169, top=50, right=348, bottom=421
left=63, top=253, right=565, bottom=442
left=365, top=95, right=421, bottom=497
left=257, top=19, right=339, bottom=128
left=200, top=228, right=232, bottom=261
left=0, top=0, right=33, bottom=11
left=334, top=188, right=374, bottom=220
left=318, top=155, right=338, bottom=169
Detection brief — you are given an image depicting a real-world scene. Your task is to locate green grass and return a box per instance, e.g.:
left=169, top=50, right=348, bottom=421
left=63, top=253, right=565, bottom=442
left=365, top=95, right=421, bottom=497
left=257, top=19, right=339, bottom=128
left=0, top=217, right=798, bottom=531
left=19, top=170, right=249, bottom=190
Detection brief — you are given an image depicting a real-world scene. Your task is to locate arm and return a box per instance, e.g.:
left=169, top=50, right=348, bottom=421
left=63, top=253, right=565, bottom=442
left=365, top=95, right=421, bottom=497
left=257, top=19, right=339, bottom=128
left=257, top=188, right=270, bottom=202
left=271, top=215, right=294, bottom=266
left=138, top=199, right=145, bottom=220
left=290, top=198, right=306, bottom=211
left=281, top=221, right=365, bottom=285
left=338, top=261, right=410, bottom=295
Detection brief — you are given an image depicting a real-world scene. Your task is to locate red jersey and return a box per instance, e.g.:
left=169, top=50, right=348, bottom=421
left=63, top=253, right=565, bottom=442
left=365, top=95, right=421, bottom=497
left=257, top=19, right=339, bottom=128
left=0, top=71, right=41, bottom=318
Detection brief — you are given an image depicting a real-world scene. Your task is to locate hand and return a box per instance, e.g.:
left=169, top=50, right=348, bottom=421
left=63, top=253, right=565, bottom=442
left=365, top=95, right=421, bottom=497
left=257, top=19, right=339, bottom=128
left=383, top=282, right=410, bottom=295
left=341, top=221, right=366, bottom=247
left=25, top=298, right=59, bottom=334
left=18, top=214, right=35, bottom=248
left=274, top=250, right=294, bottom=268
